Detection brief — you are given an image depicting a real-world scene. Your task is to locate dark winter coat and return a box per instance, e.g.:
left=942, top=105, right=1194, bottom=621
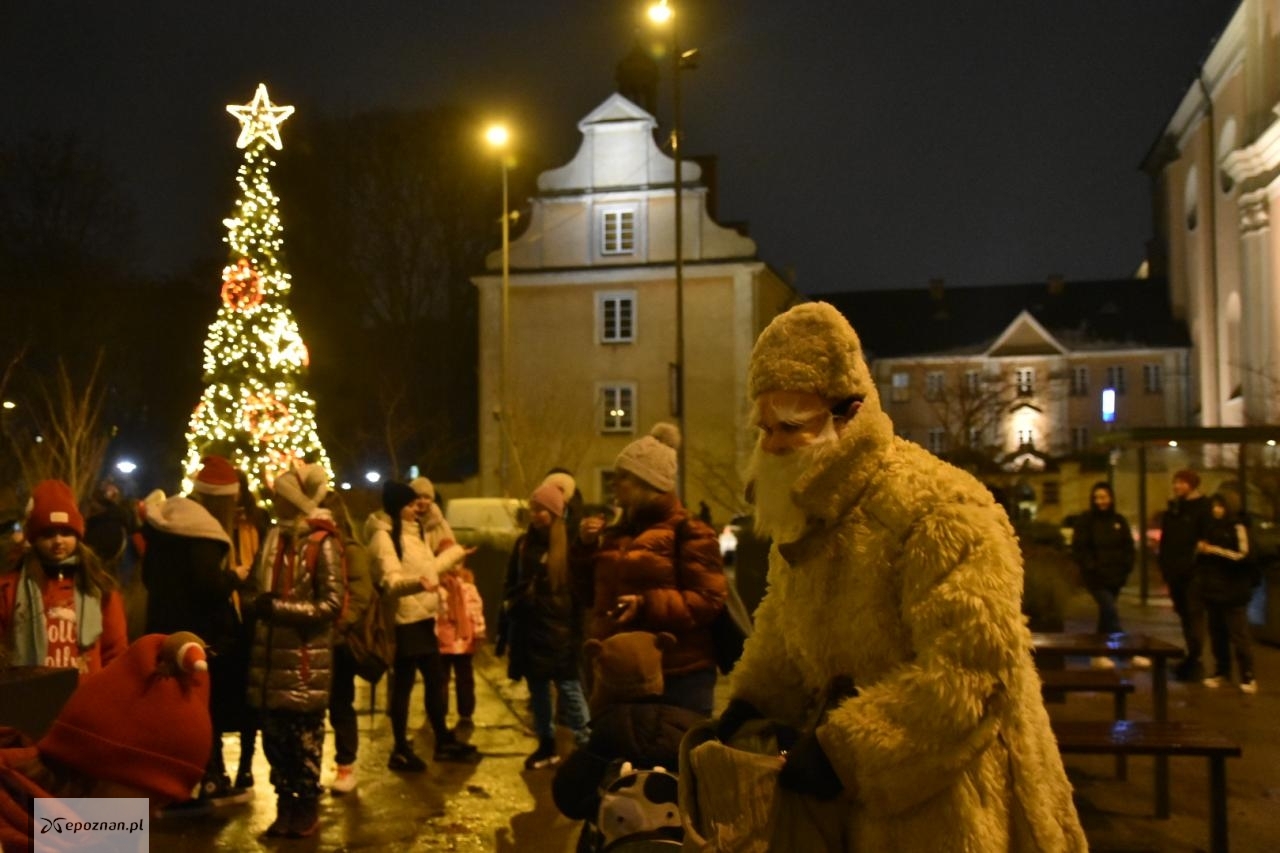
left=1071, top=509, right=1135, bottom=591
left=571, top=493, right=726, bottom=677
left=1159, top=495, right=1211, bottom=582
left=1195, top=515, right=1253, bottom=606
left=247, top=515, right=346, bottom=713
left=141, top=514, right=233, bottom=643
left=552, top=698, right=702, bottom=820
left=500, top=527, right=580, bottom=682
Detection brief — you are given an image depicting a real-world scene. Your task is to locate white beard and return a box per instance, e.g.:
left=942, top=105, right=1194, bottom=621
left=749, top=428, right=837, bottom=544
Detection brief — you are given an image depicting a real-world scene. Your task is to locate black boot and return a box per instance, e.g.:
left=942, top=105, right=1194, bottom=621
left=264, top=796, right=293, bottom=837
left=524, top=738, right=560, bottom=770
left=287, top=797, right=319, bottom=838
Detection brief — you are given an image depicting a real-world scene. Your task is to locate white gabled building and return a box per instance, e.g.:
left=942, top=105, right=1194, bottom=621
left=472, top=93, right=796, bottom=515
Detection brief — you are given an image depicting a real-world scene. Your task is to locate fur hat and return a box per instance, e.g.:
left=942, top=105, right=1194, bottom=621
left=25, top=480, right=85, bottom=540
left=584, top=631, right=675, bottom=714
left=38, top=632, right=213, bottom=802
left=615, top=423, right=681, bottom=493
left=747, top=302, right=876, bottom=403
left=410, top=476, right=435, bottom=500
left=530, top=483, right=566, bottom=518
left=192, top=455, right=240, bottom=497
left=273, top=463, right=329, bottom=514
left=381, top=480, right=418, bottom=519
left=541, top=471, right=577, bottom=502
left=1173, top=469, right=1201, bottom=490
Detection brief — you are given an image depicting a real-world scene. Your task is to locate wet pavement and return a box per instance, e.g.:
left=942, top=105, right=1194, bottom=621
left=153, top=584, right=1280, bottom=852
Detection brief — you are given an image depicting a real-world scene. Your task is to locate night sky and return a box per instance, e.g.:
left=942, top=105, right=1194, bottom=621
left=1, top=1, right=1239, bottom=294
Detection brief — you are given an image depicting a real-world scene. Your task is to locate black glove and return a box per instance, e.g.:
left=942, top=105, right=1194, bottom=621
left=777, top=730, right=843, bottom=800
left=716, top=697, right=763, bottom=743
left=251, top=593, right=277, bottom=620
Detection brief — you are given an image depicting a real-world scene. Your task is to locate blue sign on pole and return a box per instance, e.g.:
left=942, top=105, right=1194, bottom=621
left=1101, top=388, right=1116, bottom=424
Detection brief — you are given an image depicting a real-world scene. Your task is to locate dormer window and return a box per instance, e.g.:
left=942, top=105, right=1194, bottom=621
left=600, top=207, right=636, bottom=255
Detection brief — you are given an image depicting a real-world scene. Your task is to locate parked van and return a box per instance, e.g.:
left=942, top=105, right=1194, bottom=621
left=443, top=498, right=528, bottom=633
left=444, top=498, right=528, bottom=536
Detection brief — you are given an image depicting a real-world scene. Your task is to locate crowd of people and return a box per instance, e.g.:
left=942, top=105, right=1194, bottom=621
left=0, top=300, right=1269, bottom=850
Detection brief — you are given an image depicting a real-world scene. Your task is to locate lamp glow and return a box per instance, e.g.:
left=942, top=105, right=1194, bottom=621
left=115, top=460, right=137, bottom=475
left=647, top=0, right=673, bottom=24
left=364, top=471, right=381, bottom=484
left=1101, top=388, right=1116, bottom=424
left=485, top=124, right=510, bottom=149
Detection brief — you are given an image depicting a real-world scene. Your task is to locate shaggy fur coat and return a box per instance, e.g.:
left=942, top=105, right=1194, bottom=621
left=729, top=397, right=1086, bottom=851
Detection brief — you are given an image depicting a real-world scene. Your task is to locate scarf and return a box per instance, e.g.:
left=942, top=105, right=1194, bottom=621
left=11, top=562, right=104, bottom=668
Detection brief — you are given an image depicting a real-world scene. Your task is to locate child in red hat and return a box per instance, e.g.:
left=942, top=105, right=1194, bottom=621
left=0, top=480, right=127, bottom=673
left=0, top=632, right=214, bottom=851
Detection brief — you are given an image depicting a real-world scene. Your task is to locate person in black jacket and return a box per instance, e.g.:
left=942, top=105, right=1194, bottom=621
left=552, top=630, right=701, bottom=844
left=1196, top=495, right=1257, bottom=693
left=497, top=483, right=590, bottom=770
left=1159, top=469, right=1211, bottom=681
left=1072, top=482, right=1146, bottom=669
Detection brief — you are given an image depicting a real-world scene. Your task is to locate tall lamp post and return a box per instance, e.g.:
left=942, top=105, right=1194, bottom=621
left=485, top=124, right=513, bottom=495
left=648, top=0, right=696, bottom=498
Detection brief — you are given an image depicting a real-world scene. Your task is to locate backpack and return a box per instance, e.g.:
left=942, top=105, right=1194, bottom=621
left=344, top=587, right=396, bottom=684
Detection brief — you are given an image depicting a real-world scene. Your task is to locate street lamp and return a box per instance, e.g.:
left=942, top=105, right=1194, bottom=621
left=648, top=0, right=697, bottom=498
left=485, top=123, right=513, bottom=495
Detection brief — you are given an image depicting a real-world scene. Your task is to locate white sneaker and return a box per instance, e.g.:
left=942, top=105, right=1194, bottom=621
left=1239, top=679, right=1258, bottom=695
left=1202, top=675, right=1225, bottom=689
left=331, top=764, right=357, bottom=794
left=1131, top=655, right=1152, bottom=669
left=1090, top=656, right=1117, bottom=670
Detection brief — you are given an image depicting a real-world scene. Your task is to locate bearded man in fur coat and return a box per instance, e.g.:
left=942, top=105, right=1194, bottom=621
left=719, top=302, right=1086, bottom=851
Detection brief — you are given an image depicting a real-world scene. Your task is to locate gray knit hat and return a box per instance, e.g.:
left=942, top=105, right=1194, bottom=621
left=747, top=302, right=877, bottom=403
left=410, top=476, right=435, bottom=500
left=615, top=423, right=680, bottom=493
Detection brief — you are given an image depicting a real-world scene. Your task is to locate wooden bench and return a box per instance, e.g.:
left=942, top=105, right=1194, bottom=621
left=1052, top=720, right=1242, bottom=853
left=1040, top=669, right=1136, bottom=778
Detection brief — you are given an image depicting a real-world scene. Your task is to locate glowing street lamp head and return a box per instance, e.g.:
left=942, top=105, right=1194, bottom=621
left=647, top=0, right=673, bottom=25
left=485, top=124, right=510, bottom=150
left=115, top=460, right=138, bottom=475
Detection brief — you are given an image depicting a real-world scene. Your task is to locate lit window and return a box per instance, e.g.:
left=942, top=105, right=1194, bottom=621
left=601, top=208, right=636, bottom=255
left=1069, top=366, right=1088, bottom=397
left=601, top=383, right=635, bottom=433
left=598, top=292, right=636, bottom=343
left=1106, top=366, right=1127, bottom=395
left=1143, top=363, right=1163, bottom=394
left=925, top=371, right=945, bottom=401
left=890, top=372, right=910, bottom=403
left=1017, top=427, right=1034, bottom=447
left=1016, top=367, right=1035, bottom=397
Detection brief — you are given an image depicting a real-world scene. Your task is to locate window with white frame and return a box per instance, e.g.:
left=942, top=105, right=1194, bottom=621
left=1015, top=367, right=1035, bottom=397
left=1069, top=366, right=1088, bottom=397
left=1016, top=427, right=1034, bottom=447
left=597, top=292, right=636, bottom=343
left=890, top=371, right=910, bottom=402
left=964, top=369, right=981, bottom=395
left=600, top=208, right=636, bottom=255
left=927, top=428, right=946, bottom=454
left=925, top=371, right=945, bottom=401
left=1105, top=365, right=1127, bottom=395
left=601, top=383, right=636, bottom=433
left=1071, top=426, right=1090, bottom=452
left=1143, top=363, right=1163, bottom=394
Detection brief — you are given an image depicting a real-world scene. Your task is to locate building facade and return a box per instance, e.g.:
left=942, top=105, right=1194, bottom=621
left=823, top=278, right=1192, bottom=521
left=472, top=93, right=795, bottom=515
left=1145, top=0, right=1280, bottom=428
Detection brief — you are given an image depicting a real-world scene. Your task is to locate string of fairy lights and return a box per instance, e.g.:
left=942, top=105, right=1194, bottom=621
left=182, top=84, right=332, bottom=496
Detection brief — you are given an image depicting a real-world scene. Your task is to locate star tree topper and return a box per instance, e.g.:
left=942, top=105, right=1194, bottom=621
left=227, top=83, right=295, bottom=150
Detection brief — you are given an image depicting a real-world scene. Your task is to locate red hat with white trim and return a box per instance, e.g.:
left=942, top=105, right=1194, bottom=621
left=193, top=455, right=241, bottom=496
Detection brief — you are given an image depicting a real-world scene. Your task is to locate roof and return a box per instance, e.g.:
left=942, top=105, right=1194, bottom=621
left=816, top=277, right=1190, bottom=361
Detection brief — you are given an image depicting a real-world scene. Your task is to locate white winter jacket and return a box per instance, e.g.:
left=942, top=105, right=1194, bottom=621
left=366, top=514, right=466, bottom=626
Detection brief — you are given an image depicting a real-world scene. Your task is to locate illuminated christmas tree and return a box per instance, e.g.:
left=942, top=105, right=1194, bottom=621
left=183, top=83, right=331, bottom=494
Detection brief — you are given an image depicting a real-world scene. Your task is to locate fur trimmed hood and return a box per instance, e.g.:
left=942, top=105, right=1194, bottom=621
left=142, top=493, right=231, bottom=545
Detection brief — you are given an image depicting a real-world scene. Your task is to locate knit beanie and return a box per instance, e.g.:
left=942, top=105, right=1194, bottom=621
left=530, top=483, right=566, bottom=518
left=541, top=471, right=577, bottom=502
left=273, top=463, right=330, bottom=514
left=38, top=632, right=213, bottom=802
left=584, top=631, right=675, bottom=713
left=25, top=480, right=85, bottom=540
left=382, top=480, right=418, bottom=518
left=747, top=302, right=877, bottom=403
left=410, top=476, right=435, bottom=500
left=1173, top=469, right=1201, bottom=490
left=192, top=455, right=240, bottom=497
left=615, top=423, right=680, bottom=493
